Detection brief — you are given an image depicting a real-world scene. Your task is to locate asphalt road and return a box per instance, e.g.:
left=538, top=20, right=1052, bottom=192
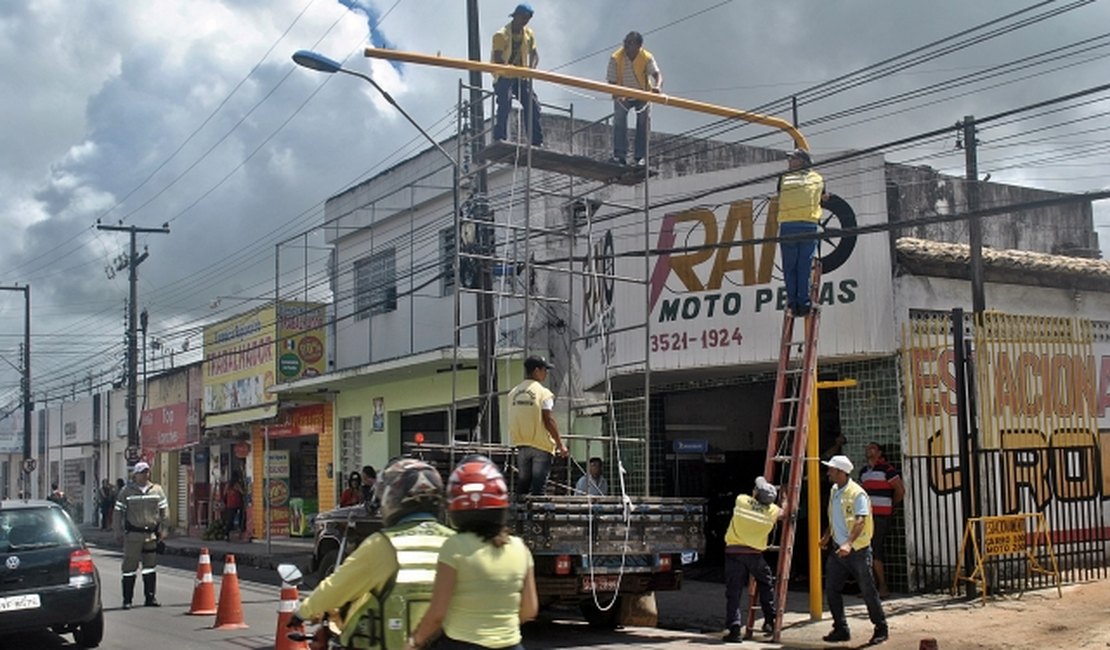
left=0, top=548, right=728, bottom=650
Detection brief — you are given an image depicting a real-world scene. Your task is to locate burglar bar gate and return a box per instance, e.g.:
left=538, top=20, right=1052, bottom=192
left=901, top=309, right=1106, bottom=594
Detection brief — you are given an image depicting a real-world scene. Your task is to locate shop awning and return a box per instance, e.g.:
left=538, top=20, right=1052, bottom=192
left=204, top=403, right=278, bottom=429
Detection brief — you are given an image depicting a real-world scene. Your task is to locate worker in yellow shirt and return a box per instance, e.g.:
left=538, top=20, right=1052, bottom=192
left=491, top=4, right=543, bottom=147
left=723, top=476, right=782, bottom=643
left=777, top=148, right=827, bottom=317
left=606, top=31, right=662, bottom=166
left=507, top=356, right=568, bottom=496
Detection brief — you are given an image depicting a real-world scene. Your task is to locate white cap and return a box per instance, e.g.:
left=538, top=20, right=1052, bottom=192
left=753, top=476, right=778, bottom=504
left=133, top=461, right=151, bottom=474
left=821, top=455, right=854, bottom=474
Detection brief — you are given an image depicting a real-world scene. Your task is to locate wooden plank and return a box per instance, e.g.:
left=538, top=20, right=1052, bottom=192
left=478, top=141, right=655, bottom=186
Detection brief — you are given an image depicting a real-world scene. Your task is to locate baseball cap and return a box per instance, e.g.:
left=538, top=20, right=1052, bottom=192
left=789, top=148, right=812, bottom=165
left=753, top=476, right=778, bottom=504
left=133, top=461, right=151, bottom=474
left=510, top=3, right=534, bottom=17
left=524, top=355, right=555, bottom=372
left=821, top=454, right=854, bottom=474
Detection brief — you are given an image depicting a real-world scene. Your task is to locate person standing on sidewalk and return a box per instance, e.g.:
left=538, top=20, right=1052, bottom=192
left=507, top=356, right=568, bottom=496
left=820, top=455, right=888, bottom=645
left=223, top=471, right=244, bottom=541
left=98, top=479, right=116, bottom=530
left=860, top=442, right=904, bottom=598
left=114, top=461, right=169, bottom=609
left=722, top=476, right=782, bottom=643
left=606, top=31, right=662, bottom=167
left=491, top=4, right=543, bottom=147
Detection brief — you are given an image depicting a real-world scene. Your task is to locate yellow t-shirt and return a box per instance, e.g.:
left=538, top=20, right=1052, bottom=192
left=297, top=531, right=398, bottom=620
left=777, top=169, right=824, bottom=223
left=724, top=494, right=780, bottom=551
left=507, top=379, right=555, bottom=452
left=439, top=532, right=533, bottom=648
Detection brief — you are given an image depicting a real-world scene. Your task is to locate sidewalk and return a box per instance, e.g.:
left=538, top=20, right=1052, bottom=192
left=79, top=524, right=315, bottom=571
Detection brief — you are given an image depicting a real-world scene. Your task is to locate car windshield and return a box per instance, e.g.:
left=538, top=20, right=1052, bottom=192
left=0, top=507, right=78, bottom=551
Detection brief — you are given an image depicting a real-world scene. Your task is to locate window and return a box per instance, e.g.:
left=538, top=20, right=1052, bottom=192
left=440, top=226, right=456, bottom=296
left=354, top=249, right=397, bottom=319
left=339, top=416, right=363, bottom=479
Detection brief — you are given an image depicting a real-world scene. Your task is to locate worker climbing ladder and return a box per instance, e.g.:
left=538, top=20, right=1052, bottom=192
left=746, top=259, right=823, bottom=642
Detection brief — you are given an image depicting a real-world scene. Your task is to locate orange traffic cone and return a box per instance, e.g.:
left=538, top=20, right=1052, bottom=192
left=213, top=554, right=249, bottom=630
left=274, top=582, right=308, bottom=650
left=187, top=548, right=218, bottom=615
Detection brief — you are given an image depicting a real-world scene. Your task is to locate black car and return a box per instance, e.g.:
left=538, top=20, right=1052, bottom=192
left=0, top=499, right=104, bottom=648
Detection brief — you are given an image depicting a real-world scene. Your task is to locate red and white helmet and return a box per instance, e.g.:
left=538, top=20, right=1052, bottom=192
left=448, top=455, right=509, bottom=512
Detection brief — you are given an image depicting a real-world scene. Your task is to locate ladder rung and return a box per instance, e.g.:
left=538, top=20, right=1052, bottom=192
left=777, top=397, right=801, bottom=403
left=771, top=455, right=793, bottom=463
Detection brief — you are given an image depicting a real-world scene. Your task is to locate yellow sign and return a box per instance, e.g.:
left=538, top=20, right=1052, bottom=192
left=982, top=515, right=1026, bottom=556
left=953, top=513, right=1061, bottom=605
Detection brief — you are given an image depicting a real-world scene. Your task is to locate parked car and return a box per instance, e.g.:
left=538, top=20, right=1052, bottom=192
left=0, top=499, right=104, bottom=648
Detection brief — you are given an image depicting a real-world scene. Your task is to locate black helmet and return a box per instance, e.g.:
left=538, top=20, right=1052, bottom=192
left=375, top=458, right=444, bottom=526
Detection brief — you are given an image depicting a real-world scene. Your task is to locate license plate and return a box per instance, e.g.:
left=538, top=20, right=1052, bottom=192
left=581, top=575, right=620, bottom=593
left=0, top=594, right=41, bottom=612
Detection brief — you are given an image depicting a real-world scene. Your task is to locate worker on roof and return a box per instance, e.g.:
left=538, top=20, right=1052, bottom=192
left=606, top=31, right=662, bottom=167
left=491, top=3, right=543, bottom=147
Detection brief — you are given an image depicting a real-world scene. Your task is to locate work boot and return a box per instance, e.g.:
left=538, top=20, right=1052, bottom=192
left=723, top=624, right=743, bottom=643
left=121, top=574, right=136, bottom=609
left=869, top=625, right=889, bottom=645
left=143, top=572, right=160, bottom=607
left=761, top=620, right=775, bottom=635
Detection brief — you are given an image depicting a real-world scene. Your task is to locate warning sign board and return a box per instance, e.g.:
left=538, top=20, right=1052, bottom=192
left=982, top=516, right=1026, bottom=557
left=953, top=512, right=1061, bottom=605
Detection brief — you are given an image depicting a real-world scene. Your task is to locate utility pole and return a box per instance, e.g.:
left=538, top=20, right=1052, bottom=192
left=97, top=222, right=170, bottom=451
left=0, top=284, right=31, bottom=492
left=466, top=0, right=499, bottom=442
left=960, top=115, right=986, bottom=314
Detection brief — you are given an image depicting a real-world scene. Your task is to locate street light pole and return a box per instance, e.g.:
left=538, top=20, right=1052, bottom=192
left=0, top=284, right=31, bottom=494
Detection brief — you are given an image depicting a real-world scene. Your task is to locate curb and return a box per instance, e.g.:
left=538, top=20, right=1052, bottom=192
left=84, top=535, right=312, bottom=571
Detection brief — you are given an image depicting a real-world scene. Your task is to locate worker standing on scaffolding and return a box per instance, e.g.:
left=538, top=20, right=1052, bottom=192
left=508, top=356, right=567, bottom=496
left=777, top=148, right=828, bottom=317
left=491, top=3, right=543, bottom=147
left=606, top=31, right=662, bottom=167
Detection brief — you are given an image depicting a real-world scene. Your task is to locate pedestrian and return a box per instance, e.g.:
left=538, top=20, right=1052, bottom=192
left=820, top=455, right=888, bottom=645
left=406, top=455, right=539, bottom=650
left=98, top=479, right=116, bottom=530
left=507, top=355, right=568, bottom=496
left=606, top=31, right=662, bottom=167
left=777, top=148, right=827, bottom=317
left=574, top=457, right=608, bottom=496
left=340, top=471, right=363, bottom=507
left=223, top=471, right=244, bottom=541
left=289, top=458, right=454, bottom=649
left=47, top=482, right=68, bottom=512
left=361, top=464, right=378, bottom=505
left=491, top=3, right=543, bottom=147
left=722, top=476, right=782, bottom=643
left=114, top=461, right=169, bottom=609
left=860, top=442, right=905, bottom=598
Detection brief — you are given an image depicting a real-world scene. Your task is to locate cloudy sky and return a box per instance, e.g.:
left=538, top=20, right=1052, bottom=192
left=1, top=0, right=1109, bottom=409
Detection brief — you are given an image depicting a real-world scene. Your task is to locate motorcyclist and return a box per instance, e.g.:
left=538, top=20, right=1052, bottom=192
left=289, top=458, right=454, bottom=649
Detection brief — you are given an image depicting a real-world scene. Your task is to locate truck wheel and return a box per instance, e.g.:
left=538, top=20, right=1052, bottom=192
left=580, top=597, right=621, bottom=629
left=316, top=549, right=339, bottom=581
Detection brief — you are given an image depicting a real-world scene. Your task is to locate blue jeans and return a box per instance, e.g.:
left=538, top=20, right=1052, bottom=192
left=724, top=553, right=775, bottom=628
left=825, top=546, right=887, bottom=631
left=516, top=446, right=552, bottom=496
left=494, top=77, right=543, bottom=146
left=778, top=221, right=819, bottom=310
left=613, top=99, right=648, bottom=161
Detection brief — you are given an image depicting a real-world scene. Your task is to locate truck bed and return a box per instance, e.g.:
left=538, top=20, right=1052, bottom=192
left=515, top=496, right=705, bottom=555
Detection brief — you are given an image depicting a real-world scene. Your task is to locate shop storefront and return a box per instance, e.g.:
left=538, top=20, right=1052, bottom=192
left=251, top=403, right=335, bottom=539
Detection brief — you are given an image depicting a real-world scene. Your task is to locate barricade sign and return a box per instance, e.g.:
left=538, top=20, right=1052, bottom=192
left=952, top=513, right=1061, bottom=605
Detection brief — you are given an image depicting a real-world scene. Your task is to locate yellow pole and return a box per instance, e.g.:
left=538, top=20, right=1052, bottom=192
left=808, top=378, right=858, bottom=620
left=363, top=48, right=810, bottom=151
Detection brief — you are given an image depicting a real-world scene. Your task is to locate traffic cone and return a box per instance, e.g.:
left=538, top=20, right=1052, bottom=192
left=213, top=554, right=249, bottom=630
left=274, top=582, right=308, bottom=650
left=187, top=548, right=218, bottom=615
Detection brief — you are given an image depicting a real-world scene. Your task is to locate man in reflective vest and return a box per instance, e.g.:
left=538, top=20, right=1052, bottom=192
left=821, top=455, right=888, bottom=645
left=777, top=148, right=827, bottom=317
left=491, top=4, right=543, bottom=147
left=290, top=458, right=454, bottom=649
left=722, top=476, right=782, bottom=643
left=606, top=31, right=663, bottom=167
left=114, top=461, right=169, bottom=609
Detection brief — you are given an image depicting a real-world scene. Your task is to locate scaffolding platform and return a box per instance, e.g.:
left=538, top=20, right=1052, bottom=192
left=478, top=141, right=654, bottom=186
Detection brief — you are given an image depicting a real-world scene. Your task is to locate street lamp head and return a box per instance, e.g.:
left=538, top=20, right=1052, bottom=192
left=293, top=50, right=343, bottom=74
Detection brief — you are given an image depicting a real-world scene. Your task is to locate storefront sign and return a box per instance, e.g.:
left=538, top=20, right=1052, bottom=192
left=203, top=306, right=279, bottom=421
left=266, top=448, right=291, bottom=537
left=140, top=403, right=189, bottom=452
left=672, top=439, right=708, bottom=454
left=276, top=302, right=328, bottom=383
left=267, top=404, right=326, bottom=439
left=267, top=450, right=290, bottom=478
